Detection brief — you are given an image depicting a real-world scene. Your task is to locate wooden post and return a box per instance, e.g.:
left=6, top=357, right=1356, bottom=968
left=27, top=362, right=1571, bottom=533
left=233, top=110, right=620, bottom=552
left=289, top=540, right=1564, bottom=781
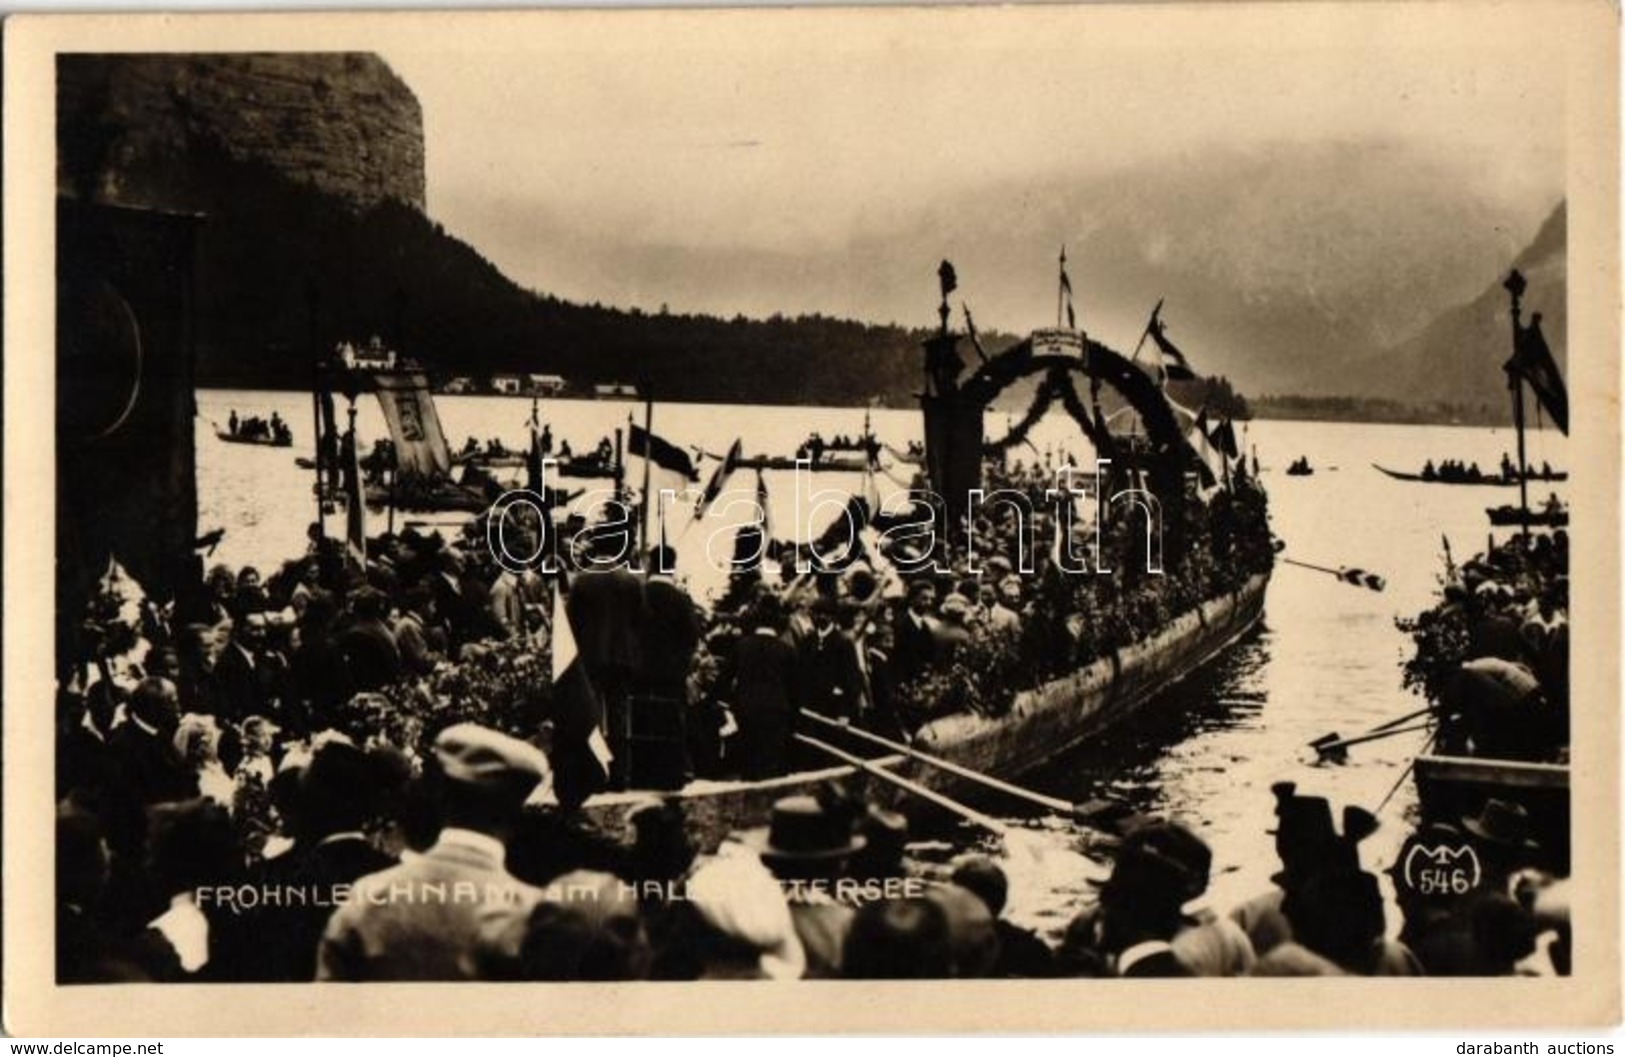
left=1504, top=270, right=1531, bottom=538
left=640, top=392, right=654, bottom=569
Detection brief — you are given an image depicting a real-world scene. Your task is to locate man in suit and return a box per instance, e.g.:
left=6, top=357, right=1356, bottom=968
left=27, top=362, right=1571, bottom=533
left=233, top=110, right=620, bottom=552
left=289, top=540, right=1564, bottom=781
left=1096, top=842, right=1196, bottom=977
left=316, top=724, right=550, bottom=980
left=799, top=597, right=865, bottom=723
left=635, top=548, right=703, bottom=787
left=889, top=579, right=940, bottom=689
left=220, top=741, right=398, bottom=981
left=210, top=619, right=266, bottom=723
left=715, top=597, right=800, bottom=780
left=336, top=587, right=401, bottom=692
left=567, top=562, right=646, bottom=787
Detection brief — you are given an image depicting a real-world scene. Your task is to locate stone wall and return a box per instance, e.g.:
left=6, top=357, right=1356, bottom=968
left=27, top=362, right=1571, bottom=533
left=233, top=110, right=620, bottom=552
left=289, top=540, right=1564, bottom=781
left=59, top=53, right=424, bottom=213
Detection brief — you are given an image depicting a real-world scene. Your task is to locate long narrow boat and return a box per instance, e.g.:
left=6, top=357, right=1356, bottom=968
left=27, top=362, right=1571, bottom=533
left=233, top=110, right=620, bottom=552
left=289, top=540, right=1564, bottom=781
left=582, top=572, right=1269, bottom=849
left=736, top=454, right=874, bottom=473
left=1372, top=463, right=1567, bottom=486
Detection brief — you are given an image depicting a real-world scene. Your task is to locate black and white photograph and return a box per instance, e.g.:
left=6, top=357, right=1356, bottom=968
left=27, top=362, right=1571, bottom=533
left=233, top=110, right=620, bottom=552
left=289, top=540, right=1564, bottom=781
left=4, top=3, right=1619, bottom=1035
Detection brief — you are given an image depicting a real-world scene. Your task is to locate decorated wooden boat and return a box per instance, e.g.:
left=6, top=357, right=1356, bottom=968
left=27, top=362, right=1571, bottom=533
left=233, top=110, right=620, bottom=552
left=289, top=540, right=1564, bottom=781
left=581, top=572, right=1270, bottom=850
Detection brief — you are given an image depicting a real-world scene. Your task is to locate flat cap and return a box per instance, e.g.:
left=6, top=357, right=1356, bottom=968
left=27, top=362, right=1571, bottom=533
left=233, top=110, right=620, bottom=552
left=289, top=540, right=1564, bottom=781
left=433, top=723, right=550, bottom=794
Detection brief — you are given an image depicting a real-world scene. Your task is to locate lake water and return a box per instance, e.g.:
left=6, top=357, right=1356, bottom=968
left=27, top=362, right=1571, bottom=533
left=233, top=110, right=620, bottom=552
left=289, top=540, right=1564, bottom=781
left=197, top=389, right=1567, bottom=939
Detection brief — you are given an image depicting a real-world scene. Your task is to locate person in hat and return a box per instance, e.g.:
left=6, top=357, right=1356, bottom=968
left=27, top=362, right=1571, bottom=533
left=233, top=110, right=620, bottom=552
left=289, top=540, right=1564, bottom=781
left=661, top=848, right=806, bottom=980
left=1066, top=819, right=1254, bottom=977
left=714, top=596, right=801, bottom=780
left=753, top=794, right=866, bottom=978
left=924, top=882, right=1001, bottom=977
left=987, top=576, right=1024, bottom=638
left=1444, top=657, right=1553, bottom=760
left=1093, top=842, right=1196, bottom=977
left=515, top=871, right=652, bottom=981
left=951, top=854, right=1057, bottom=978
left=566, top=561, right=647, bottom=786
left=222, top=740, right=398, bottom=982
left=841, top=897, right=953, bottom=979
left=1461, top=799, right=1543, bottom=889
left=799, top=596, right=866, bottom=724
left=316, top=724, right=550, bottom=980
left=933, top=594, right=975, bottom=661
left=131, top=798, right=243, bottom=981
left=335, top=587, right=401, bottom=693
left=1229, top=782, right=1343, bottom=957
left=889, top=578, right=941, bottom=688
left=1133, top=820, right=1256, bottom=977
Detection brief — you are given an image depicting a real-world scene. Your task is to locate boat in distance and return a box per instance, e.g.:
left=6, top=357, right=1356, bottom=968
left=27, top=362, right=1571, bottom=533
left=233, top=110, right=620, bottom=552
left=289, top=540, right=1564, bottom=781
left=1372, top=463, right=1567, bottom=486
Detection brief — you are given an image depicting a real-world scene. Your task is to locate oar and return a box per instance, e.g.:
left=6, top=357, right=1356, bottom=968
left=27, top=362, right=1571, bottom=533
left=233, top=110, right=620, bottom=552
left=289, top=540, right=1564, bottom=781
left=1308, top=705, right=1432, bottom=760
left=1309, top=722, right=1433, bottom=762
left=1280, top=556, right=1386, bottom=592
left=794, top=733, right=1110, bottom=884
left=794, top=732, right=1009, bottom=835
left=800, top=709, right=1093, bottom=821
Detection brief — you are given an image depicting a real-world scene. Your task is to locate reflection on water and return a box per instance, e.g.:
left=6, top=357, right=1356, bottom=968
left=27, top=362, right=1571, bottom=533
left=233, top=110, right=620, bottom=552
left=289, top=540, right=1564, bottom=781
left=196, top=390, right=1566, bottom=938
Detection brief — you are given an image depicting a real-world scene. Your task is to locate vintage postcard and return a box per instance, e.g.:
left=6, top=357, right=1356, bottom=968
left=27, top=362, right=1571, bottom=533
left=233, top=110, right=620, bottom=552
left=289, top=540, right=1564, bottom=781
left=3, top=3, right=1619, bottom=1036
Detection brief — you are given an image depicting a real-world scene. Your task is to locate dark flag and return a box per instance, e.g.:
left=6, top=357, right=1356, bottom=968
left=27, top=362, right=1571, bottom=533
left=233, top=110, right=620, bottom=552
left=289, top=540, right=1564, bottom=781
left=1147, top=305, right=1196, bottom=380
left=549, top=582, right=611, bottom=811
left=695, top=438, right=743, bottom=519
left=341, top=423, right=366, bottom=571
left=1212, top=418, right=1239, bottom=459
left=1060, top=247, right=1077, bottom=329
left=938, top=260, right=958, bottom=300
left=629, top=423, right=700, bottom=481
left=1505, top=313, right=1569, bottom=434
left=964, top=305, right=990, bottom=363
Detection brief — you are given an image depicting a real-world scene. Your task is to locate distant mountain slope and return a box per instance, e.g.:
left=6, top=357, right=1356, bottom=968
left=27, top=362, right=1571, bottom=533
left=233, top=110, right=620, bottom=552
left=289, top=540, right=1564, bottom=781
left=505, top=142, right=1558, bottom=400
left=1359, top=202, right=1565, bottom=418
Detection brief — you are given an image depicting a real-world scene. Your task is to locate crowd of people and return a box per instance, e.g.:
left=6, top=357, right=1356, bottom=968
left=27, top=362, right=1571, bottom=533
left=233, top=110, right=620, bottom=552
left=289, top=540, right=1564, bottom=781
left=1400, top=529, right=1569, bottom=764
left=53, top=446, right=1572, bottom=984
left=55, top=702, right=1573, bottom=982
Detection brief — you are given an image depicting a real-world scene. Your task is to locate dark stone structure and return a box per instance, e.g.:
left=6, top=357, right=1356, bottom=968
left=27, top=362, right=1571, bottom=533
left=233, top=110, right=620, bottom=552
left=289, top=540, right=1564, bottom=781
left=58, top=53, right=425, bottom=213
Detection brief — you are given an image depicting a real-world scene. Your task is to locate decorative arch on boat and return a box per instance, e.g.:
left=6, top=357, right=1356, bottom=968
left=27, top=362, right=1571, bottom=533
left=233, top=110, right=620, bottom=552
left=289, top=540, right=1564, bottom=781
left=965, top=337, right=1207, bottom=491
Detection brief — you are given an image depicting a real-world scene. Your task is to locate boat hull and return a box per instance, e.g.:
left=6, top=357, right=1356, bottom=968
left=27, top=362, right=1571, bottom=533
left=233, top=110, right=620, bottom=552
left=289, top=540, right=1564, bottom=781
left=216, top=431, right=291, bottom=448
left=580, top=572, right=1270, bottom=850
left=1413, top=753, right=1570, bottom=872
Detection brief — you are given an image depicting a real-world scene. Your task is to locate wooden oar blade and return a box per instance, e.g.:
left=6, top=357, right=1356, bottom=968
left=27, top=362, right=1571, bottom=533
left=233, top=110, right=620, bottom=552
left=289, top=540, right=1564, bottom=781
left=1309, top=732, right=1349, bottom=762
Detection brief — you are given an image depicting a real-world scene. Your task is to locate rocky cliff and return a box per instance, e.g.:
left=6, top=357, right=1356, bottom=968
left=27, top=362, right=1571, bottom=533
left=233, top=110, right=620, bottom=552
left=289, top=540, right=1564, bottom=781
left=58, top=53, right=424, bottom=213
left=1361, top=202, right=1565, bottom=416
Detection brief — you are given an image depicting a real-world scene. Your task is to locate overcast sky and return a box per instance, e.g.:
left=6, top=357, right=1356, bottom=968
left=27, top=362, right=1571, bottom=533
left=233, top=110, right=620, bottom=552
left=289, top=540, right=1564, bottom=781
left=380, top=4, right=1566, bottom=329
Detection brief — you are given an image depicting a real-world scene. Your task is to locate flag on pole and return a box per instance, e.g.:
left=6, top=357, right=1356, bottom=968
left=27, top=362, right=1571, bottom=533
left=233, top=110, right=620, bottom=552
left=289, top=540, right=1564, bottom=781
left=963, top=305, right=990, bottom=363
left=1060, top=247, right=1077, bottom=330
left=1505, top=313, right=1568, bottom=434
left=629, top=423, right=699, bottom=481
left=1147, top=305, right=1196, bottom=380
left=938, top=260, right=958, bottom=300
left=695, top=438, right=743, bottom=519
left=549, top=582, right=611, bottom=811
left=341, top=423, right=367, bottom=571
left=1211, top=418, right=1239, bottom=459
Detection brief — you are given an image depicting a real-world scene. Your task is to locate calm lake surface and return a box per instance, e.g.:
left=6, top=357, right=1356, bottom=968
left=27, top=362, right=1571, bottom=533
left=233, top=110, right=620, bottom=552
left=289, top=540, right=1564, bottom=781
left=197, top=389, right=1568, bottom=938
